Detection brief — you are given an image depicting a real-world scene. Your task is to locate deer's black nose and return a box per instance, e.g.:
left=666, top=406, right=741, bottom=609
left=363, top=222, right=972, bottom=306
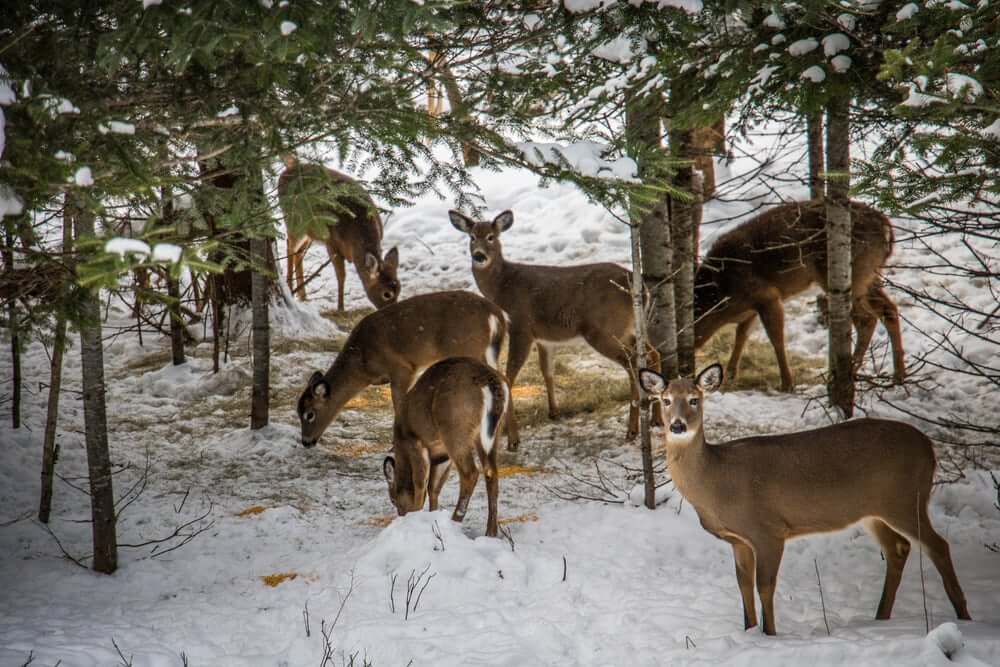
left=472, top=252, right=488, bottom=263
left=670, top=420, right=687, bottom=435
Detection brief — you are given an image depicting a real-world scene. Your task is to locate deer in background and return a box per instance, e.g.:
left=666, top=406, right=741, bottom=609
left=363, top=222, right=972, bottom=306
left=639, top=363, right=971, bottom=636
left=449, top=209, right=659, bottom=450
left=277, top=156, right=400, bottom=311
left=383, top=357, right=510, bottom=537
left=694, top=199, right=904, bottom=391
left=296, top=290, right=505, bottom=447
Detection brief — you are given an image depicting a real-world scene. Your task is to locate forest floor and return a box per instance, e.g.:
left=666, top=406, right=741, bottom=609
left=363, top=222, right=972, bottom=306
left=2, top=149, right=999, bottom=665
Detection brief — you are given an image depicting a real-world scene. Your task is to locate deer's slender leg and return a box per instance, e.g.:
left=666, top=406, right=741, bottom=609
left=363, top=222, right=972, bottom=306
left=483, top=444, right=499, bottom=537
left=503, top=328, right=533, bottom=450
left=428, top=461, right=451, bottom=511
left=870, top=285, right=905, bottom=384
left=449, top=446, right=479, bottom=524
left=726, top=315, right=756, bottom=384
left=731, top=540, right=758, bottom=630
left=537, top=343, right=559, bottom=419
left=755, top=295, right=793, bottom=391
left=583, top=330, right=640, bottom=440
left=864, top=518, right=910, bottom=620
left=332, top=253, right=346, bottom=313
left=753, top=538, right=785, bottom=636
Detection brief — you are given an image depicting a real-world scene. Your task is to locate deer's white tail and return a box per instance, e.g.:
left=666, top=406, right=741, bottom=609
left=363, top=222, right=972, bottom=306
left=479, top=379, right=508, bottom=454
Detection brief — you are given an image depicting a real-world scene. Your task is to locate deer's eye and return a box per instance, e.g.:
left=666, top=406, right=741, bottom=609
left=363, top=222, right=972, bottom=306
left=689, top=398, right=699, bottom=408
left=305, top=411, right=315, bottom=423
left=663, top=398, right=672, bottom=407
left=486, top=234, right=495, bottom=242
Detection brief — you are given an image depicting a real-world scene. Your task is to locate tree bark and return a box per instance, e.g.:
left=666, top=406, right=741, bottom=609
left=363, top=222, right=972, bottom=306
left=825, top=97, right=855, bottom=417
left=807, top=110, right=825, bottom=200
left=250, top=235, right=270, bottom=430
left=70, top=194, right=118, bottom=574
left=39, top=214, right=73, bottom=523
left=167, top=273, right=186, bottom=366
left=670, top=126, right=697, bottom=377
left=3, top=226, right=20, bottom=428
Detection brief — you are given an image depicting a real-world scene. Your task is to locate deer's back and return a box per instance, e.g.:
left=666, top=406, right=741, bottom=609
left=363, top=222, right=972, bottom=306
left=702, top=418, right=935, bottom=538
left=402, top=357, right=503, bottom=446
left=702, top=200, right=892, bottom=299
left=348, top=291, right=502, bottom=375
left=484, top=261, right=634, bottom=340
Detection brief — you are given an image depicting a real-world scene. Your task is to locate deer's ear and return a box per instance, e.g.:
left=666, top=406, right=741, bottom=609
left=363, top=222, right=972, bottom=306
left=363, top=252, right=379, bottom=275
left=493, top=210, right=514, bottom=232
left=696, top=363, right=724, bottom=393
left=309, top=371, right=329, bottom=398
left=383, top=456, right=396, bottom=483
left=639, top=368, right=666, bottom=395
left=449, top=210, right=475, bottom=234
left=383, top=246, right=399, bottom=270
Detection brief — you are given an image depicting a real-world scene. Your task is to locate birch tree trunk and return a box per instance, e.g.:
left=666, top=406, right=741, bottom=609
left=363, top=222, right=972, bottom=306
left=807, top=110, right=825, bottom=200
left=70, top=194, right=118, bottom=574
left=250, top=235, right=270, bottom=430
left=825, top=97, right=855, bottom=417
left=39, top=213, right=73, bottom=523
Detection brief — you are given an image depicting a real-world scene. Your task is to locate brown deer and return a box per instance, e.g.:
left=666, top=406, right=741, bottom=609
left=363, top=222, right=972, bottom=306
left=694, top=199, right=904, bottom=391
left=277, top=156, right=399, bottom=311
left=296, top=290, right=505, bottom=447
left=449, top=209, right=659, bottom=450
left=639, top=363, right=971, bottom=636
left=383, top=357, right=510, bottom=537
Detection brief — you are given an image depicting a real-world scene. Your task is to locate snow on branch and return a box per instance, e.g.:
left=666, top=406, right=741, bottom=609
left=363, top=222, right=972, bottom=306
left=516, top=141, right=638, bottom=182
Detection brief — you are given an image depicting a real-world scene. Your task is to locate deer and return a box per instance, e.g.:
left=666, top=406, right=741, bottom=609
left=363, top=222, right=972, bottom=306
left=296, top=290, right=506, bottom=447
left=383, top=357, right=510, bottom=537
left=449, top=209, right=660, bottom=450
left=277, top=156, right=400, bottom=311
left=694, top=199, right=905, bottom=391
left=639, top=363, right=971, bottom=636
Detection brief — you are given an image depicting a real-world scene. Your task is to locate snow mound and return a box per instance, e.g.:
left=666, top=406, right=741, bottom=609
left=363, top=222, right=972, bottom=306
left=922, top=623, right=990, bottom=666
left=139, top=360, right=250, bottom=399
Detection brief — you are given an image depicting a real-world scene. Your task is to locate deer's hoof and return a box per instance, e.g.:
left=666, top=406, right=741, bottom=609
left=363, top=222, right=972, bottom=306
left=506, top=439, right=519, bottom=452
left=625, top=429, right=638, bottom=442
left=548, top=409, right=560, bottom=420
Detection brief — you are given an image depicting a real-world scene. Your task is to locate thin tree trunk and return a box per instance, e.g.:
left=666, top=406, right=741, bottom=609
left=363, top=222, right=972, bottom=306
left=671, top=126, right=697, bottom=377
left=808, top=110, right=825, bottom=200
left=39, top=214, right=73, bottom=523
left=250, top=236, right=270, bottom=430
left=3, top=226, right=20, bottom=428
left=167, top=274, right=186, bottom=366
left=825, top=97, right=854, bottom=417
left=626, top=89, right=676, bottom=509
left=70, top=194, right=118, bottom=574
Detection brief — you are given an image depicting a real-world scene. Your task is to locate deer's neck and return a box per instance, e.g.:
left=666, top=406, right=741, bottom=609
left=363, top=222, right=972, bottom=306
left=665, top=432, right=718, bottom=508
left=471, top=256, right=507, bottom=301
left=317, top=350, right=374, bottom=433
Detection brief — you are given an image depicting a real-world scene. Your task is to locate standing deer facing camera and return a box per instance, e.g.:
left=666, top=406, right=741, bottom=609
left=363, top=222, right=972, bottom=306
left=694, top=200, right=904, bottom=390
left=278, top=157, right=400, bottom=311
left=383, top=357, right=510, bottom=537
left=450, top=209, right=659, bottom=449
left=639, top=363, right=971, bottom=635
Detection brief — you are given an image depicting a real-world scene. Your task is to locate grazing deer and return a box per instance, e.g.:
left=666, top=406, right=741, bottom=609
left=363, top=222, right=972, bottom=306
left=449, top=209, right=659, bottom=449
left=694, top=199, right=904, bottom=391
left=277, top=157, right=400, bottom=311
left=383, top=357, right=510, bottom=537
left=639, top=363, right=971, bottom=636
left=296, top=290, right=505, bottom=447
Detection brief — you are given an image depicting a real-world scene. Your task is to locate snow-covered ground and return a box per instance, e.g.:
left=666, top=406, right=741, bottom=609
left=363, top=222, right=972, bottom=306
left=1, top=136, right=998, bottom=665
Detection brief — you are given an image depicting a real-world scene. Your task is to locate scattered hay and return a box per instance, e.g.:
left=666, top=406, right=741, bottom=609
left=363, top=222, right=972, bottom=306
left=366, top=514, right=396, bottom=528
left=261, top=572, right=299, bottom=587
left=497, top=464, right=544, bottom=478
left=345, top=386, right=392, bottom=411
left=499, top=512, right=539, bottom=525
left=698, top=325, right=823, bottom=391
left=237, top=505, right=267, bottom=518
left=512, top=384, right=546, bottom=399
left=321, top=307, right=375, bottom=331
left=336, top=440, right=388, bottom=458
left=270, top=336, right=341, bottom=356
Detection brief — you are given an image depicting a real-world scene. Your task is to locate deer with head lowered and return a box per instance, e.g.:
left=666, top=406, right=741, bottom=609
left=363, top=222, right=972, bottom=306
left=639, top=363, right=971, bottom=636
left=449, top=209, right=659, bottom=450
left=296, top=291, right=505, bottom=447
left=695, top=199, right=904, bottom=391
left=383, top=357, right=510, bottom=537
left=278, top=156, right=400, bottom=311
